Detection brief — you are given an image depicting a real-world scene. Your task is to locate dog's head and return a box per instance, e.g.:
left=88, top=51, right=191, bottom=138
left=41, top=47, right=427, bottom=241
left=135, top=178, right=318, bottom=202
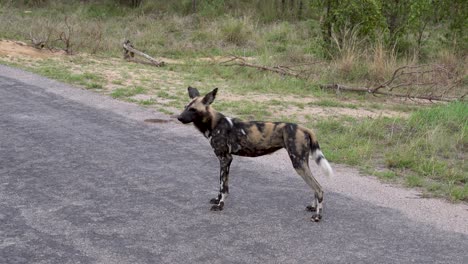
left=177, top=86, right=218, bottom=124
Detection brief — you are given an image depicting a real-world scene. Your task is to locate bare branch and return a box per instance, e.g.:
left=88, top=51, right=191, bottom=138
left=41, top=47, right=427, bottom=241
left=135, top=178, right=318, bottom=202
left=220, top=55, right=303, bottom=79
left=320, top=83, right=459, bottom=102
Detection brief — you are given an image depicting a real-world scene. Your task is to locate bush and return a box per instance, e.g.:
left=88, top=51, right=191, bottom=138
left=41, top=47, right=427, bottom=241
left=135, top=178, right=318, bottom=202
left=220, top=16, right=254, bottom=47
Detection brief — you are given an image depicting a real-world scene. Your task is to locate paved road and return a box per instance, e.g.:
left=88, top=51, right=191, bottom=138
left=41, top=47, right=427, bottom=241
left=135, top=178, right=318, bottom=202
left=1, top=65, right=467, bottom=264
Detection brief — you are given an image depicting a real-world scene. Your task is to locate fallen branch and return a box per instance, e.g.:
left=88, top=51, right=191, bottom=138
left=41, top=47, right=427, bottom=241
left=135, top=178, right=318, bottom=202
left=220, top=55, right=304, bottom=79
left=319, top=84, right=370, bottom=93
left=123, top=40, right=164, bottom=67
left=221, top=55, right=464, bottom=102
left=29, top=31, right=47, bottom=49
left=319, top=84, right=458, bottom=102
left=370, top=65, right=444, bottom=93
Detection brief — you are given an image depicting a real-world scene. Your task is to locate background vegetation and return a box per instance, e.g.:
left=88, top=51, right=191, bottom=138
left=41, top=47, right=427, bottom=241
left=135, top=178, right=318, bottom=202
left=0, top=0, right=466, bottom=201
left=1, top=0, right=466, bottom=58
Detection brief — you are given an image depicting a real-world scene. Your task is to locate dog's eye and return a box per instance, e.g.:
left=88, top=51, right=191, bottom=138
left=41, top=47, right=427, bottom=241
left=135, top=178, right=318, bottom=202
left=189, top=108, right=196, bottom=112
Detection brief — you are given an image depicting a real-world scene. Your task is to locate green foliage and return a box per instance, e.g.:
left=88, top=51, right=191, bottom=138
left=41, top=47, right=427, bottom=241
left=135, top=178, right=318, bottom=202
left=332, top=0, right=385, bottom=36
left=441, top=0, right=468, bottom=52
left=311, top=0, right=466, bottom=55
left=313, top=0, right=386, bottom=52
left=119, top=0, right=143, bottom=8
left=81, top=2, right=129, bottom=18
left=1, top=0, right=465, bottom=59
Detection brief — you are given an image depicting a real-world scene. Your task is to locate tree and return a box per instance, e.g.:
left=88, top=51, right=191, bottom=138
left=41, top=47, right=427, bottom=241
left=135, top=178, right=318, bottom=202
left=441, top=0, right=467, bottom=51
left=381, top=0, right=412, bottom=45
left=313, top=0, right=385, bottom=50
left=119, top=0, right=142, bottom=8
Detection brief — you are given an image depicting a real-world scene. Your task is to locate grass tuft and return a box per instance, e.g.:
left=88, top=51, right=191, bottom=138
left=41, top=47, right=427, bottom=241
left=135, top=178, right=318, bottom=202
left=110, top=86, right=146, bottom=98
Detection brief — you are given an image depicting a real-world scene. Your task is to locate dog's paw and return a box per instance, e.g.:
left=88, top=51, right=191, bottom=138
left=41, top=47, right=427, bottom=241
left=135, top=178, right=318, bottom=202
left=311, top=213, right=322, bottom=222
left=209, top=198, right=220, bottom=204
left=306, top=205, right=316, bottom=212
left=210, top=202, right=224, bottom=211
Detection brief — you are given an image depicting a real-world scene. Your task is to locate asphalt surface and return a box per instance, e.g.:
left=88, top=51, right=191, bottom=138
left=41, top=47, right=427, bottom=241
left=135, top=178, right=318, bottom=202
left=1, top=65, right=467, bottom=264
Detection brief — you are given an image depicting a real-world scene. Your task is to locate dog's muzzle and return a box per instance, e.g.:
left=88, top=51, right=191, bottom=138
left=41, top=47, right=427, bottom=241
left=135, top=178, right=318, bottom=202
left=177, top=115, right=190, bottom=124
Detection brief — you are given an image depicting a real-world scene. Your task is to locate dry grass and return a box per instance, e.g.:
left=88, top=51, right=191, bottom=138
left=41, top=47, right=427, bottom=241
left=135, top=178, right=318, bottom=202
left=368, top=39, right=397, bottom=83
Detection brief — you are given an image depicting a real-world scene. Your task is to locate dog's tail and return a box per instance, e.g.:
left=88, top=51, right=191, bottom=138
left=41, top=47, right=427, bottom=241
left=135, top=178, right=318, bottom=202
left=311, top=147, right=333, bottom=177
left=307, top=130, right=333, bottom=177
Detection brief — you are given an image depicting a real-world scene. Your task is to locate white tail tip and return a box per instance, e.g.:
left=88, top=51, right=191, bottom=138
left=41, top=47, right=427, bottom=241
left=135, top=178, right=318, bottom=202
left=320, top=158, right=333, bottom=177
left=313, top=150, right=333, bottom=177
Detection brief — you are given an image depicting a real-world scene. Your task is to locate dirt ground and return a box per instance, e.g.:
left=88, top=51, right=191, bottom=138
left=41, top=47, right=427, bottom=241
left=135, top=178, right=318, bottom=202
left=0, top=40, right=64, bottom=59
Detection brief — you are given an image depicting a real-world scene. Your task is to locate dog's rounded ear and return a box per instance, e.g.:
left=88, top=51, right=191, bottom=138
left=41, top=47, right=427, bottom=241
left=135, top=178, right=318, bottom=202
left=188, top=86, right=200, bottom=99
left=202, top=88, right=218, bottom=105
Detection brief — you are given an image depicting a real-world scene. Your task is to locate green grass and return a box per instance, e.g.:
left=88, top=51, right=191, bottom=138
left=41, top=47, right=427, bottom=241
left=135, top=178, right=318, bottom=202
left=25, top=61, right=106, bottom=89
left=111, top=80, right=124, bottom=85
left=405, top=175, right=425, bottom=187
left=138, top=99, right=155, bottom=106
left=215, top=100, right=272, bottom=121
left=312, top=99, right=358, bottom=109
left=157, top=107, right=174, bottom=115
left=110, top=86, right=146, bottom=98
left=86, top=82, right=103, bottom=89
left=156, top=90, right=178, bottom=100
left=374, top=170, right=398, bottom=181
left=314, top=101, right=468, bottom=201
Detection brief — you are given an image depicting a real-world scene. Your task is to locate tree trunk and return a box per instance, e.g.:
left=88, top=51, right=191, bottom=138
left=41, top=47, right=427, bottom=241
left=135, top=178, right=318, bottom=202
left=323, top=0, right=333, bottom=46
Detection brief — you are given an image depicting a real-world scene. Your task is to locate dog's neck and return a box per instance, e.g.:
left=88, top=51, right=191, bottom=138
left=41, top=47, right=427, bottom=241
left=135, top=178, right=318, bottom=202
left=193, top=107, right=225, bottom=138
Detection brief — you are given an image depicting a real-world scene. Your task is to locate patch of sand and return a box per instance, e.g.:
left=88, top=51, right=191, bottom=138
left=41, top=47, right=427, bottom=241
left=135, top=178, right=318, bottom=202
left=0, top=40, right=63, bottom=59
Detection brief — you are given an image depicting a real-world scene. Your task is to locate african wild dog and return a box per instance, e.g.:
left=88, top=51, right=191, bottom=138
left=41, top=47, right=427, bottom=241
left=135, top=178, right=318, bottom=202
left=177, top=87, right=333, bottom=222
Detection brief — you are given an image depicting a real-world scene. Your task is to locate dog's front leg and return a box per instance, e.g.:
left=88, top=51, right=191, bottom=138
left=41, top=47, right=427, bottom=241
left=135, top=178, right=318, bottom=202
left=210, top=154, right=232, bottom=211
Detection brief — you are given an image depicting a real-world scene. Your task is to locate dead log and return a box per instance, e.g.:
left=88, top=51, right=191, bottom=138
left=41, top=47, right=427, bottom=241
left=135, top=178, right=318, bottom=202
left=221, top=55, right=303, bottom=78
left=319, top=84, right=458, bottom=102
left=123, top=40, right=164, bottom=67
left=29, top=32, right=47, bottom=49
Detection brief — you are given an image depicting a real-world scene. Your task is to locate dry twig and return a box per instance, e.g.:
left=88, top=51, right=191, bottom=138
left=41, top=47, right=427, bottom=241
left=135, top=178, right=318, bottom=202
left=57, top=16, right=74, bottom=55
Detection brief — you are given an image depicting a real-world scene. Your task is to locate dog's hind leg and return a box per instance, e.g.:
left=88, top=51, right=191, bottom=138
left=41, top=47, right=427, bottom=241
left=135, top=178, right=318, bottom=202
left=293, top=164, right=324, bottom=222
left=210, top=154, right=232, bottom=211
left=284, top=125, right=324, bottom=221
left=306, top=196, right=317, bottom=212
